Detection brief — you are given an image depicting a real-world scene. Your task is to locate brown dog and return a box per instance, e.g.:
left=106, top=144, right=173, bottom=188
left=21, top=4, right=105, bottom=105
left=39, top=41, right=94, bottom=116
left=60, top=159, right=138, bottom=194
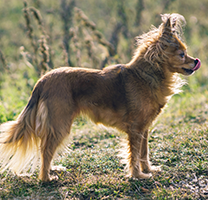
left=0, top=13, right=201, bottom=182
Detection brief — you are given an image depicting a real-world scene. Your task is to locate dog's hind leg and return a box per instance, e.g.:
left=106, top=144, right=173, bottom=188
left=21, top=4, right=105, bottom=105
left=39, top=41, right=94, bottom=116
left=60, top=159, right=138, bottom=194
left=36, top=101, right=75, bottom=182
left=127, top=128, right=152, bottom=179
left=39, top=133, right=59, bottom=182
left=35, top=87, right=79, bottom=181
left=140, top=130, right=161, bottom=173
left=38, top=124, right=72, bottom=182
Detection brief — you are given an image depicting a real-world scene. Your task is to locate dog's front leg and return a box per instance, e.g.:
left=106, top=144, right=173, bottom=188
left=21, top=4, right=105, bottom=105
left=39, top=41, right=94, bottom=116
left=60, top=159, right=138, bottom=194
left=140, top=130, right=161, bottom=173
left=127, top=130, right=152, bottom=179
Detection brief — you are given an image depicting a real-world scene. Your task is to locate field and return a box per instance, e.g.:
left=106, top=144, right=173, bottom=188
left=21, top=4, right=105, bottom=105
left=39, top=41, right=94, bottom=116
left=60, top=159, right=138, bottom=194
left=0, top=0, right=208, bottom=199
left=1, top=81, right=208, bottom=199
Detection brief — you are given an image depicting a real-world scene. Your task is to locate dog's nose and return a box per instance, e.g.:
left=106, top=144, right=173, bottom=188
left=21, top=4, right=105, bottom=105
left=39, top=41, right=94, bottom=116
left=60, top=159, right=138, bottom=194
left=194, top=59, right=199, bottom=66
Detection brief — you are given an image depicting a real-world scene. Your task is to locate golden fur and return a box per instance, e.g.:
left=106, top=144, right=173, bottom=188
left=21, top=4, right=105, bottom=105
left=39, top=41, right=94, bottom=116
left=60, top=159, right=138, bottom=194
left=0, top=13, right=201, bottom=181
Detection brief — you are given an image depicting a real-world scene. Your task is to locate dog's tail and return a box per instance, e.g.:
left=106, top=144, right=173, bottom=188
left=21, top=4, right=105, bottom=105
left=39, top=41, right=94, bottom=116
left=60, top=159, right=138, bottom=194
left=0, top=84, right=42, bottom=174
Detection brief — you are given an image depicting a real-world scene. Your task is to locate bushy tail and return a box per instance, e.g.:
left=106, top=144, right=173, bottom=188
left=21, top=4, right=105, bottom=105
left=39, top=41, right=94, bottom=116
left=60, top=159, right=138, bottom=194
left=0, top=86, right=41, bottom=174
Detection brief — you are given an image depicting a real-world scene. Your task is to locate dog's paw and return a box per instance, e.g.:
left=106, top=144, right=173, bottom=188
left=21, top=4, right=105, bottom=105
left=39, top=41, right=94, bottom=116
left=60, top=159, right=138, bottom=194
left=133, top=172, right=152, bottom=179
left=49, top=175, right=59, bottom=181
left=139, top=172, right=152, bottom=179
left=141, top=162, right=161, bottom=173
left=40, top=175, right=59, bottom=184
left=40, top=174, right=59, bottom=182
left=51, top=165, right=66, bottom=171
left=149, top=165, right=161, bottom=172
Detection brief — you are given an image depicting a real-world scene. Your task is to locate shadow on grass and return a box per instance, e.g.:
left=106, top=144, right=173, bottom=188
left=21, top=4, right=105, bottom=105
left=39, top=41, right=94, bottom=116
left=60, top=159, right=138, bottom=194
left=1, top=165, right=208, bottom=199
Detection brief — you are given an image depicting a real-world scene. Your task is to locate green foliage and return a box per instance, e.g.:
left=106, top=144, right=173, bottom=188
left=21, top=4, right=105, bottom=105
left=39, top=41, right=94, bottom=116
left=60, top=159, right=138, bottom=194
left=0, top=104, right=7, bottom=123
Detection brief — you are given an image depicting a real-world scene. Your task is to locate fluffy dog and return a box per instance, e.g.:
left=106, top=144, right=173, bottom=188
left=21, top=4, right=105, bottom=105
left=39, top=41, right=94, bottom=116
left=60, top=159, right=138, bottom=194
left=0, top=13, right=201, bottom=182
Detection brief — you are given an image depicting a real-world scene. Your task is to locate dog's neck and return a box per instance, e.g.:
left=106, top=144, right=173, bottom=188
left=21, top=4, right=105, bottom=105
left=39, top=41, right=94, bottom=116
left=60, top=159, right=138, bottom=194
left=126, top=58, right=183, bottom=106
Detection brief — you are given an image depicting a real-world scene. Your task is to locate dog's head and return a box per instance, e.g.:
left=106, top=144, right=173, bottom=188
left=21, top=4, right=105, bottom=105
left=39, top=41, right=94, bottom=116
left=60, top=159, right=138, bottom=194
left=160, top=14, right=201, bottom=75
left=139, top=13, right=201, bottom=76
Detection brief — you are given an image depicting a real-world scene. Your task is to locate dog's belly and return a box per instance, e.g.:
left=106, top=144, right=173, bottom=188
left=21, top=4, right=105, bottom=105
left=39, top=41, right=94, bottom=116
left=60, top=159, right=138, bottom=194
left=83, top=105, right=126, bottom=130
left=96, top=109, right=121, bottom=126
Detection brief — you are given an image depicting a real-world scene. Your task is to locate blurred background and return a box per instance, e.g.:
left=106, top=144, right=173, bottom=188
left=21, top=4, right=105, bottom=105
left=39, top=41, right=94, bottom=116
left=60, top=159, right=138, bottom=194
left=0, top=0, right=208, bottom=121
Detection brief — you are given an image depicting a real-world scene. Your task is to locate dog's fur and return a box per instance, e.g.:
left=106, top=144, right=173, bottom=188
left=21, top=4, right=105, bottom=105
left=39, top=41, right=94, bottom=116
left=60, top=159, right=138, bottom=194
left=0, top=14, right=201, bottom=182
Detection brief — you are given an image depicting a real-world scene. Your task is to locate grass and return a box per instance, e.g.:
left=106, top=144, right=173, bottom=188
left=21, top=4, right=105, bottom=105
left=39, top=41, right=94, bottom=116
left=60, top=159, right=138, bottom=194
left=0, top=72, right=208, bottom=199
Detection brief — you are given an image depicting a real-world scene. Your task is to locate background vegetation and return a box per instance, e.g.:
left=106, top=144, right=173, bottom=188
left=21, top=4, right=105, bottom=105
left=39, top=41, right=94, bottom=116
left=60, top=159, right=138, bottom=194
left=0, top=0, right=207, bottom=199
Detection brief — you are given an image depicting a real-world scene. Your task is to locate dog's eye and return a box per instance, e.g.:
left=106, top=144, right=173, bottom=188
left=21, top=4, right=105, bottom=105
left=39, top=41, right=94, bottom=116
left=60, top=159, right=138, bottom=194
left=180, top=52, right=185, bottom=58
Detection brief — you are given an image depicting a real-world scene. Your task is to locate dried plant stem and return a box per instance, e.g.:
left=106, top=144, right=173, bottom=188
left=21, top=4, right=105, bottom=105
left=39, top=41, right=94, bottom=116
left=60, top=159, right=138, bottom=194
left=39, top=36, right=50, bottom=76
left=85, top=38, right=99, bottom=68
left=23, top=1, right=53, bottom=76
left=0, top=49, right=7, bottom=70
left=60, top=0, right=76, bottom=66
left=74, top=7, right=116, bottom=68
left=23, top=1, right=39, bottom=72
left=70, top=28, right=81, bottom=67
left=75, top=7, right=115, bottom=57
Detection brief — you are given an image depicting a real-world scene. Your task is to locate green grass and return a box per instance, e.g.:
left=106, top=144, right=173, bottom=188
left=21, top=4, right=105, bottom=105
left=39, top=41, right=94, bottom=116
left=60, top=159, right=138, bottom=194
left=0, top=76, right=208, bottom=199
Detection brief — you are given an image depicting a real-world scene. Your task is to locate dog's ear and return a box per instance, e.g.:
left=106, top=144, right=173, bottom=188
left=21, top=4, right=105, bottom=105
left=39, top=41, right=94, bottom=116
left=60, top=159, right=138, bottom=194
left=161, top=13, right=186, bottom=38
left=172, top=17, right=177, bottom=29
left=164, top=18, right=171, bottom=29
left=161, top=15, right=172, bottom=37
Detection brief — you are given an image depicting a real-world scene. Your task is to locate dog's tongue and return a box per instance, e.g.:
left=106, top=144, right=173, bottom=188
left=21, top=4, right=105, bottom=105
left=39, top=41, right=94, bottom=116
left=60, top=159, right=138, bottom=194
left=192, top=58, right=201, bottom=71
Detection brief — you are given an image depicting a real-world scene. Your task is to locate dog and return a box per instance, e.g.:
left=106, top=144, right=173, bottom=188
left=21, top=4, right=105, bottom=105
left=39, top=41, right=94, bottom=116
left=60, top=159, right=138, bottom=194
left=0, top=13, right=201, bottom=182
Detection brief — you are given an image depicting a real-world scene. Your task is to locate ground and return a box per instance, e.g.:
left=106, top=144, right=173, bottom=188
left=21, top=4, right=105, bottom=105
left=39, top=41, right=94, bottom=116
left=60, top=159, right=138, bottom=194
left=0, top=84, right=208, bottom=199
